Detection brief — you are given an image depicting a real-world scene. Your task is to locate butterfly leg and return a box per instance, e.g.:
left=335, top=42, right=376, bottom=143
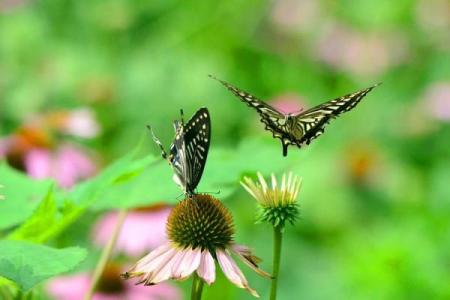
left=146, top=125, right=168, bottom=160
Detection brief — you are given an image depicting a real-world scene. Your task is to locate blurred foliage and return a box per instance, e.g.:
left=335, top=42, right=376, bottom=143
left=1, top=0, right=450, bottom=299
left=0, top=240, right=86, bottom=291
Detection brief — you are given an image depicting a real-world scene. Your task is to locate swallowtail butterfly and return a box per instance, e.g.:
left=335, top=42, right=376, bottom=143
left=210, top=75, right=380, bottom=156
left=148, top=107, right=211, bottom=196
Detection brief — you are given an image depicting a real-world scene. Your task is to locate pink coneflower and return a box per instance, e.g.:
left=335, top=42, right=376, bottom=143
left=25, top=144, right=96, bottom=188
left=46, top=108, right=101, bottom=138
left=93, top=204, right=171, bottom=257
left=270, top=0, right=321, bottom=34
left=422, top=82, right=450, bottom=121
left=269, top=93, right=307, bottom=114
left=122, top=194, right=271, bottom=298
left=47, top=264, right=180, bottom=300
left=316, top=24, right=409, bottom=76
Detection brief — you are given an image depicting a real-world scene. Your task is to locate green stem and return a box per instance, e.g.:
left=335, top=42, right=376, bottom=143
left=190, top=273, right=204, bottom=300
left=83, top=209, right=128, bottom=300
left=270, top=226, right=283, bottom=300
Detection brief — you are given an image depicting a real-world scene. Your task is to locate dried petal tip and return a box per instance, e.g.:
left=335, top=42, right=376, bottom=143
left=241, top=172, right=301, bottom=229
left=167, top=194, right=234, bottom=252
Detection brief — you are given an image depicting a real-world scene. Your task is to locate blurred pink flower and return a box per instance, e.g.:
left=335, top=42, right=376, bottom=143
left=0, top=0, right=28, bottom=12
left=25, top=144, right=96, bottom=188
left=316, top=24, right=409, bottom=76
left=45, top=107, right=101, bottom=138
left=46, top=266, right=181, bottom=300
left=269, top=93, right=307, bottom=114
left=62, top=108, right=101, bottom=138
left=422, top=82, right=450, bottom=121
left=270, top=0, right=321, bottom=33
left=415, top=0, right=450, bottom=32
left=93, top=205, right=171, bottom=257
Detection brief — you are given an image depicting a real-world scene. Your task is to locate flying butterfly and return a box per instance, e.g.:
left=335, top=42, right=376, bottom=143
left=210, top=75, right=380, bottom=156
left=148, top=107, right=211, bottom=196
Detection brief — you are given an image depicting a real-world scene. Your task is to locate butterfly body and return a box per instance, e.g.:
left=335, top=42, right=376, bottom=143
left=210, top=75, right=379, bottom=156
left=148, top=108, right=211, bottom=197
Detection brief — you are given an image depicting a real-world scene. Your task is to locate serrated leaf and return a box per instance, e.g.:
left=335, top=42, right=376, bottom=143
left=0, top=240, right=87, bottom=291
left=7, top=186, right=58, bottom=243
left=0, top=163, right=54, bottom=230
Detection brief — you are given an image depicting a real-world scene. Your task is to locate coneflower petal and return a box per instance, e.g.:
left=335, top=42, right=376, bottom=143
left=145, top=247, right=179, bottom=284
left=197, top=250, right=216, bottom=285
left=130, top=243, right=172, bottom=273
left=240, top=181, right=258, bottom=201
left=217, top=249, right=259, bottom=298
left=257, top=172, right=268, bottom=194
left=172, top=248, right=201, bottom=280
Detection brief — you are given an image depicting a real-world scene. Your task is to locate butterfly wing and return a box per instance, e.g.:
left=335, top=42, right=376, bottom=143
left=293, top=83, right=380, bottom=147
left=168, top=119, right=188, bottom=191
left=183, top=107, right=211, bottom=194
left=209, top=75, right=288, bottom=139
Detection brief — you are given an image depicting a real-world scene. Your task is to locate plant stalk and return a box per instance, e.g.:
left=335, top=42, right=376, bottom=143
left=270, top=225, right=283, bottom=300
left=83, top=209, right=128, bottom=300
left=191, top=273, right=204, bottom=300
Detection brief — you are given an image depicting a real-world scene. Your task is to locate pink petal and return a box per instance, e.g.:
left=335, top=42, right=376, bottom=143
left=130, top=243, right=172, bottom=273
left=171, top=248, right=201, bottom=280
left=46, top=273, right=91, bottom=300
left=126, top=282, right=182, bottom=300
left=196, top=250, right=216, bottom=285
left=93, top=209, right=170, bottom=256
left=144, top=247, right=179, bottom=284
left=217, top=249, right=259, bottom=297
left=423, top=82, right=450, bottom=121
left=55, top=145, right=96, bottom=188
left=25, top=149, right=52, bottom=179
left=64, top=108, right=101, bottom=138
left=269, top=94, right=306, bottom=114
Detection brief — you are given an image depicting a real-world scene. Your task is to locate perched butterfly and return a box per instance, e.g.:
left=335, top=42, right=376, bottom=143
left=210, top=75, right=380, bottom=156
left=148, top=107, right=211, bottom=196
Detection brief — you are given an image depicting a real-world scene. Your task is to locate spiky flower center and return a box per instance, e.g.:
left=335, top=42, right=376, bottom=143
left=167, top=194, right=234, bottom=252
left=258, top=203, right=299, bottom=229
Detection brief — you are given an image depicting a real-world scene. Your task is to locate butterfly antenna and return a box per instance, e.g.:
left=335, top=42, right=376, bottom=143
left=146, top=125, right=167, bottom=160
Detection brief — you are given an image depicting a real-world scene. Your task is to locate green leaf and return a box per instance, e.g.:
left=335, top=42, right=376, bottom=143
left=7, top=186, right=57, bottom=243
left=92, top=138, right=291, bottom=209
left=0, top=240, right=87, bottom=291
left=0, top=163, right=53, bottom=230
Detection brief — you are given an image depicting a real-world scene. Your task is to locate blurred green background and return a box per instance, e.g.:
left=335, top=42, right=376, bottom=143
left=1, top=0, right=450, bottom=299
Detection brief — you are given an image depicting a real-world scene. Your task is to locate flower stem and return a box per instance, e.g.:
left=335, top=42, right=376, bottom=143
left=83, top=209, right=128, bottom=300
left=270, top=225, right=283, bottom=300
left=190, top=273, right=204, bottom=300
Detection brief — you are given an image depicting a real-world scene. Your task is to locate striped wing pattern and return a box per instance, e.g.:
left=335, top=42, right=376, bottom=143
left=182, top=108, right=211, bottom=195
left=208, top=75, right=286, bottom=139
left=149, top=108, right=211, bottom=196
left=211, top=75, right=379, bottom=156
left=294, top=84, right=380, bottom=147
